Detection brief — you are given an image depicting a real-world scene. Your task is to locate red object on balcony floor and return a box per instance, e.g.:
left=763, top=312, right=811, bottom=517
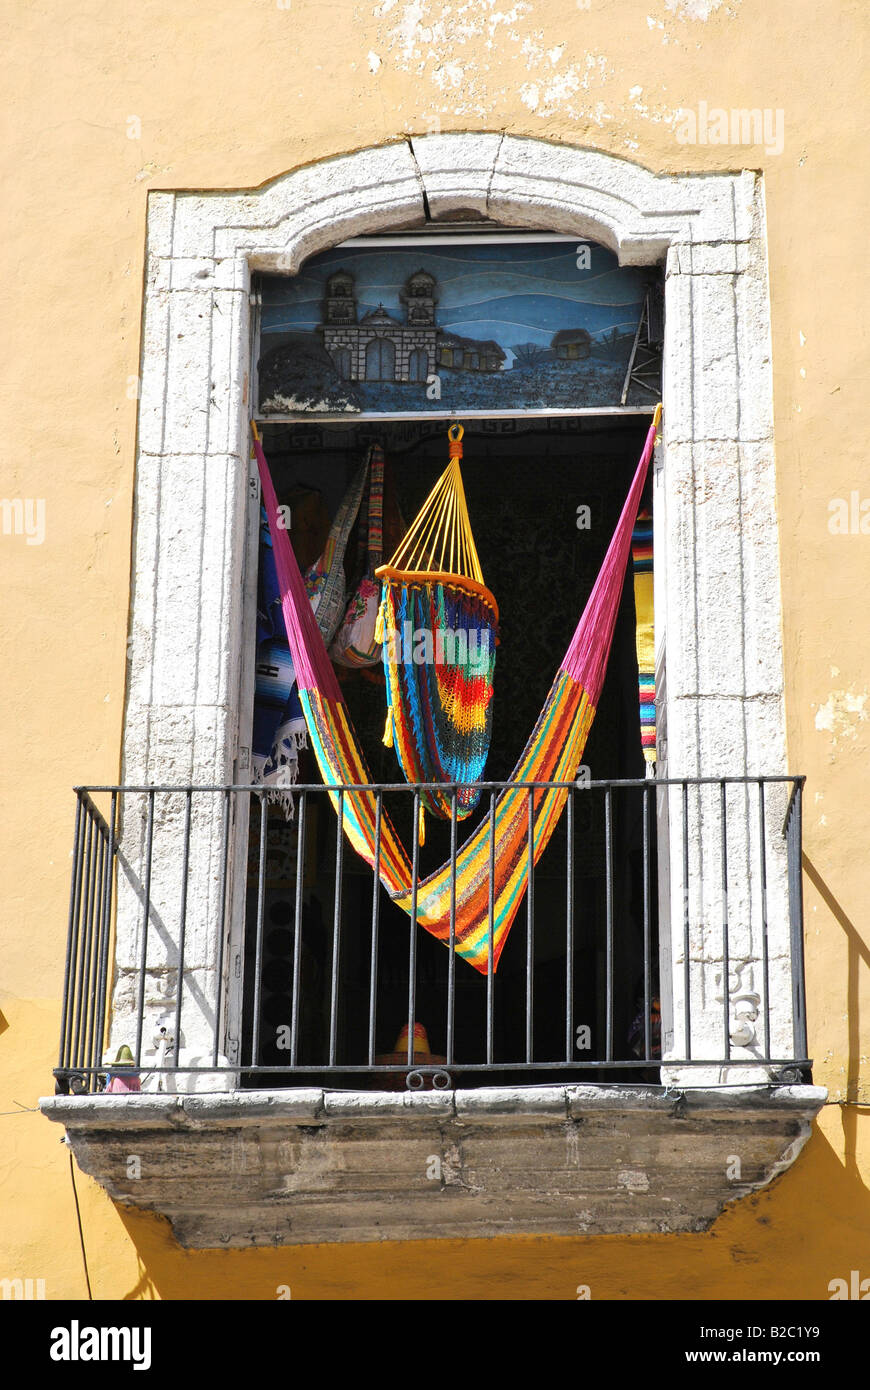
left=373, top=1023, right=449, bottom=1091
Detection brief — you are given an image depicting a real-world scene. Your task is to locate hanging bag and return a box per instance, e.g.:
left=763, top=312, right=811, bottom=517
left=304, top=451, right=370, bottom=645
left=329, top=444, right=386, bottom=668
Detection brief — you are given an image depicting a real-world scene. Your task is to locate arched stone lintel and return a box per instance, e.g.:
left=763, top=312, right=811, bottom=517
left=152, top=133, right=757, bottom=277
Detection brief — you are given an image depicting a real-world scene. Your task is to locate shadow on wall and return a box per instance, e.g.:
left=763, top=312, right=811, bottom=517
left=803, top=852, right=869, bottom=1187
left=52, top=850, right=864, bottom=1300
left=111, top=1112, right=870, bottom=1301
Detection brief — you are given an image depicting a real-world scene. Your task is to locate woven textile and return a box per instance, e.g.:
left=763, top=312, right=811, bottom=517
left=252, top=507, right=306, bottom=817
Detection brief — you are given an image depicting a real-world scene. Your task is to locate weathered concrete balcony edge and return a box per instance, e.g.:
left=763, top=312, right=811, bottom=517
left=40, top=1082, right=826, bottom=1126
left=40, top=1085, right=827, bottom=1248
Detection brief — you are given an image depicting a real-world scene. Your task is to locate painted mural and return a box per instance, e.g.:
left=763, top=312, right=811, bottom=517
left=257, top=241, right=661, bottom=415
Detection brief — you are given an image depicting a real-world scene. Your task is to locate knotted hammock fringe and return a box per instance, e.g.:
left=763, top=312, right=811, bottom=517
left=253, top=415, right=658, bottom=975
left=252, top=723, right=307, bottom=819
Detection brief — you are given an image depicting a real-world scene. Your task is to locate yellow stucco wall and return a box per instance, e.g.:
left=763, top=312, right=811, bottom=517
left=2, top=0, right=868, bottom=1299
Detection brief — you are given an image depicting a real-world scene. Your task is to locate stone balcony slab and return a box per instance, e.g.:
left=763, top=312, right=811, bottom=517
left=40, top=1083, right=825, bottom=1248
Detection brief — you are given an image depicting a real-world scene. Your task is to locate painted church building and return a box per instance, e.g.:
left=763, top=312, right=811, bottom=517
left=321, top=269, right=438, bottom=383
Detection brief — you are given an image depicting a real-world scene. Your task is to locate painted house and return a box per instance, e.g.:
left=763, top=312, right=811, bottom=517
left=437, top=332, right=506, bottom=372
left=2, top=0, right=868, bottom=1310
left=551, top=327, right=593, bottom=361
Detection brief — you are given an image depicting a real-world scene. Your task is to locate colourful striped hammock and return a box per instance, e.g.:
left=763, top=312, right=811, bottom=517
left=252, top=410, right=659, bottom=976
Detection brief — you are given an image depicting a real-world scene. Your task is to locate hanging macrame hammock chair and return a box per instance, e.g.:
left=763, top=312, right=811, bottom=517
left=374, top=424, right=497, bottom=829
left=251, top=408, right=660, bottom=977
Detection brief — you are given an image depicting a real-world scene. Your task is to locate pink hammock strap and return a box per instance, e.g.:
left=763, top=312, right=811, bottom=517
left=254, top=438, right=343, bottom=703
left=562, top=419, right=656, bottom=702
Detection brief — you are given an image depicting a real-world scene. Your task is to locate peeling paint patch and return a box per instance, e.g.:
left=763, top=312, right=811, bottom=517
left=431, top=59, right=465, bottom=90
left=260, top=393, right=358, bottom=415
left=814, top=687, right=869, bottom=744
left=664, top=0, right=741, bottom=19
left=376, top=2, right=621, bottom=122
left=520, top=82, right=539, bottom=111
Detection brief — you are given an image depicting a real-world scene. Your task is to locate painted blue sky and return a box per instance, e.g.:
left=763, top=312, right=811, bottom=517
left=261, top=242, right=646, bottom=353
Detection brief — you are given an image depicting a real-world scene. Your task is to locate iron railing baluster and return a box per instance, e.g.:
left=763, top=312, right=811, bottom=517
left=643, top=783, right=652, bottom=1063
left=720, top=780, right=730, bottom=1061
left=173, top=790, right=192, bottom=1068
left=92, top=791, right=117, bottom=1088
left=565, top=787, right=574, bottom=1064
left=85, top=831, right=106, bottom=1078
left=59, top=795, right=84, bottom=1078
left=329, top=791, right=344, bottom=1068
left=682, top=780, right=691, bottom=1061
left=526, top=788, right=534, bottom=1065
left=790, top=783, right=808, bottom=1063
left=486, top=791, right=496, bottom=1066
left=133, top=791, right=155, bottom=1070
left=758, top=780, right=771, bottom=1060
left=604, top=784, right=613, bottom=1062
left=367, top=792, right=381, bottom=1068
left=447, top=787, right=458, bottom=1067
left=407, top=790, right=420, bottom=1070
left=291, top=790, right=307, bottom=1069
left=71, top=813, right=96, bottom=1074
left=251, top=791, right=268, bottom=1068
left=211, top=788, right=231, bottom=1068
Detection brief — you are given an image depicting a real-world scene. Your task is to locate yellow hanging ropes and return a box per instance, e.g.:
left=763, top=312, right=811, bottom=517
left=375, top=423, right=497, bottom=617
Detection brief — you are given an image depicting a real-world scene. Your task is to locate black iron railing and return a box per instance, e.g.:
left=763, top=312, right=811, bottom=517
left=55, top=776, right=809, bottom=1094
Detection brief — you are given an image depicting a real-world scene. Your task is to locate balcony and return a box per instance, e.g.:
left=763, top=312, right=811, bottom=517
left=40, top=777, right=826, bottom=1246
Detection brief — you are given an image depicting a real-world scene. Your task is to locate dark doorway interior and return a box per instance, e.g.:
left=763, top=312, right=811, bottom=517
left=241, top=416, right=658, bottom=1086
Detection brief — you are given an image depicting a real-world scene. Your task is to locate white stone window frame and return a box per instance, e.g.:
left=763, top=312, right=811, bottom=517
left=117, top=134, right=791, bottom=1088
